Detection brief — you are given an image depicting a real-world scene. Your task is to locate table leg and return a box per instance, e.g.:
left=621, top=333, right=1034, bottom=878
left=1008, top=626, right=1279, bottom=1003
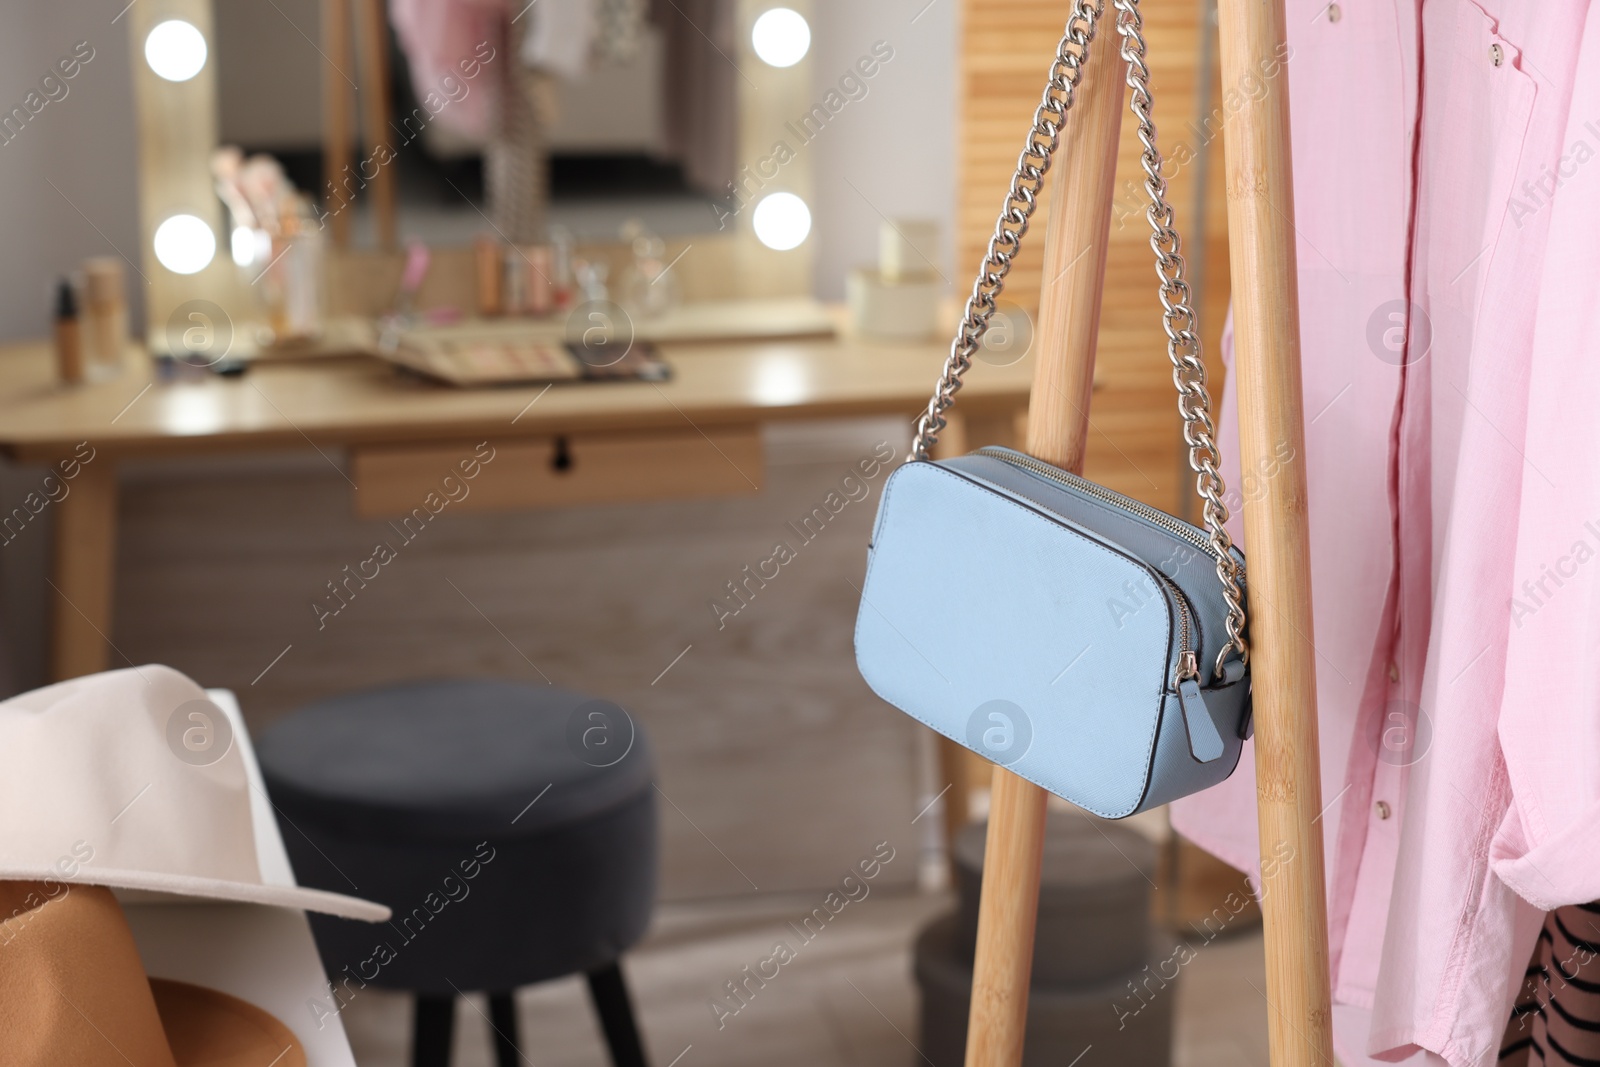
left=50, top=457, right=118, bottom=680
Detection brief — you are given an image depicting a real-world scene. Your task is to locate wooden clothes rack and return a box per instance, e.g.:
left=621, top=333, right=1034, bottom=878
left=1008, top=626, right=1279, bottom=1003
left=323, top=0, right=400, bottom=251
left=963, top=0, right=1335, bottom=1064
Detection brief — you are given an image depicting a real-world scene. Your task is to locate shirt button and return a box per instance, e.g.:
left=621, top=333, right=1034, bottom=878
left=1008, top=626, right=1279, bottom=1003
left=1388, top=661, right=1399, bottom=683
left=1375, top=801, right=1392, bottom=820
left=1326, top=2, right=1342, bottom=21
left=1490, top=43, right=1505, bottom=67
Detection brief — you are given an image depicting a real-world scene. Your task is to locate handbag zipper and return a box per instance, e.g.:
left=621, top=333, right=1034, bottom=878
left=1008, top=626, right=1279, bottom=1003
left=1159, top=568, right=1221, bottom=759
left=1156, top=571, right=1200, bottom=684
left=973, top=447, right=1220, bottom=564
left=970, top=447, right=1203, bottom=685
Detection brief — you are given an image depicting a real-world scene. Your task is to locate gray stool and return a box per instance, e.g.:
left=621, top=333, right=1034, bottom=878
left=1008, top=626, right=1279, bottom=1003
left=257, top=680, right=657, bottom=1067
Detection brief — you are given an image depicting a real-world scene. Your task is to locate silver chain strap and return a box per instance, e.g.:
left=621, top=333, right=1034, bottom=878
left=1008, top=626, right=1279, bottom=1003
left=910, top=0, right=1102, bottom=462
left=909, top=0, right=1248, bottom=675
left=1115, top=0, right=1246, bottom=672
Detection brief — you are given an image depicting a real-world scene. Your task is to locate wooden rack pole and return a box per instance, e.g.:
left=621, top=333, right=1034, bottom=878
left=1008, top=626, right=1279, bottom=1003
left=322, top=0, right=355, bottom=250
left=1213, top=0, right=1335, bottom=1061
left=963, top=18, right=1127, bottom=1067
left=354, top=0, right=399, bottom=251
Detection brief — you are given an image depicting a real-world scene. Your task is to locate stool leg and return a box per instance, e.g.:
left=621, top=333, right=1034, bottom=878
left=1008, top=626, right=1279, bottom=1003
left=412, top=995, right=455, bottom=1067
left=585, top=961, right=650, bottom=1067
left=488, top=992, right=524, bottom=1067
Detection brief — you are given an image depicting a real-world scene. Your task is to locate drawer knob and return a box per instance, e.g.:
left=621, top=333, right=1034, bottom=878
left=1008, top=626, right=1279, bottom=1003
left=551, top=436, right=575, bottom=474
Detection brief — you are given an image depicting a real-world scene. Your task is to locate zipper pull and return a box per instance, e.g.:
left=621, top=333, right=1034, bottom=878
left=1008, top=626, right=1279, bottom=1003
left=1177, top=674, right=1224, bottom=763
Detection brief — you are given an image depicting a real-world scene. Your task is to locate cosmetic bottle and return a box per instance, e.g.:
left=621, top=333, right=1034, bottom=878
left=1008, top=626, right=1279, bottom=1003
left=53, top=279, right=83, bottom=385
left=80, top=257, right=127, bottom=381
left=475, top=236, right=503, bottom=316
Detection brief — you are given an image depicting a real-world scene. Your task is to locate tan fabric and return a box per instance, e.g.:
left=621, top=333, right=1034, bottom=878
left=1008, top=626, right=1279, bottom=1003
left=0, top=881, right=177, bottom=1067
left=152, top=980, right=302, bottom=1067
left=0, top=881, right=304, bottom=1067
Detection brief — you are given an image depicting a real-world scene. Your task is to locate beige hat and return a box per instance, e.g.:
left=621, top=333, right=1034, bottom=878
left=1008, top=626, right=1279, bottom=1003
left=0, top=879, right=307, bottom=1067
left=0, top=665, right=387, bottom=922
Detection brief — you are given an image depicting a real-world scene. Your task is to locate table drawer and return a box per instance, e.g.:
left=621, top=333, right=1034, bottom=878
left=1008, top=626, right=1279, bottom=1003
left=351, top=426, right=763, bottom=518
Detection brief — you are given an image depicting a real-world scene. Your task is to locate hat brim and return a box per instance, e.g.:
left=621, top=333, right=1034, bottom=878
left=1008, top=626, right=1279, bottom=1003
left=0, top=864, right=389, bottom=922
left=152, top=978, right=307, bottom=1067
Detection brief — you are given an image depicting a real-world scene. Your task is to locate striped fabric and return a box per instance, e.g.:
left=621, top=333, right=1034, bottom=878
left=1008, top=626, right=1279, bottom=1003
left=485, top=16, right=550, bottom=245
left=1501, top=904, right=1600, bottom=1066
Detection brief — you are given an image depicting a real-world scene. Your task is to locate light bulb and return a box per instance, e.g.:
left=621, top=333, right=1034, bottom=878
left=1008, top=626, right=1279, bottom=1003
left=752, top=192, right=811, bottom=251
left=751, top=8, right=810, bottom=68
left=145, top=20, right=208, bottom=82
left=154, top=215, right=217, bottom=274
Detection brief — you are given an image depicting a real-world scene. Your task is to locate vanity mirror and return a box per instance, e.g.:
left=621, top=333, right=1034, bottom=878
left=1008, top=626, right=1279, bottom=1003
left=126, top=0, right=818, bottom=356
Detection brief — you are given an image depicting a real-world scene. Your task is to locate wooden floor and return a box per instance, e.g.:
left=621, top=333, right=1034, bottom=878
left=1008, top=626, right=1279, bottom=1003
left=339, top=888, right=1271, bottom=1067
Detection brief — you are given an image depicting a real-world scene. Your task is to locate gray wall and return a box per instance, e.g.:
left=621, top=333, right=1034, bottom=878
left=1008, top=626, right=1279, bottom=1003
left=0, top=5, right=140, bottom=342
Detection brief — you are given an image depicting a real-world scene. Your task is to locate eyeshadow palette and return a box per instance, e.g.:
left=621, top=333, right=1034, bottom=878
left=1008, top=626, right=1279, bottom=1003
left=383, top=328, right=670, bottom=387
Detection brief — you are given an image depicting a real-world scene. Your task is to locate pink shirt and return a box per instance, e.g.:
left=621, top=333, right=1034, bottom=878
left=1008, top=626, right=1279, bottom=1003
left=1171, top=1, right=1600, bottom=1064
left=388, top=0, right=505, bottom=137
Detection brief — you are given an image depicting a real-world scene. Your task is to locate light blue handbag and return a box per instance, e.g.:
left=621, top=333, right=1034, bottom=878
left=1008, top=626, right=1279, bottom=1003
left=853, top=0, right=1251, bottom=819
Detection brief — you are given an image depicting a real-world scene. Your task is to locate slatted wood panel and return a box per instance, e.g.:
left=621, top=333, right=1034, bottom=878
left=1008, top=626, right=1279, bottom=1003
left=959, top=0, right=1233, bottom=516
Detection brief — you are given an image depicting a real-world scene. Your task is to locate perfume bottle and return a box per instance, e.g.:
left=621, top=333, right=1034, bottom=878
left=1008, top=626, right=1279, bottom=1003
left=551, top=227, right=576, bottom=310
left=621, top=230, right=679, bottom=319
left=79, top=258, right=128, bottom=381
left=574, top=259, right=610, bottom=304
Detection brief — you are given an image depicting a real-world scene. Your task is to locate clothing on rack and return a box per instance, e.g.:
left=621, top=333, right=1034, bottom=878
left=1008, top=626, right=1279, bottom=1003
left=388, top=0, right=601, bottom=141
left=519, top=0, right=599, bottom=79
left=388, top=0, right=505, bottom=137
left=1499, top=904, right=1600, bottom=1066
left=488, top=15, right=550, bottom=242
left=594, top=0, right=648, bottom=63
left=1171, top=1, right=1600, bottom=1065
left=387, top=0, right=734, bottom=195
